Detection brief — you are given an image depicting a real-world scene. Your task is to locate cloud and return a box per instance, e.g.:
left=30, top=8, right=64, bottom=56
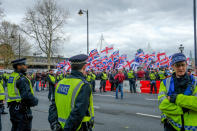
left=1, top=0, right=195, bottom=58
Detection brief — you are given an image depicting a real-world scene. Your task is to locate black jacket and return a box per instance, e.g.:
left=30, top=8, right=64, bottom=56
left=48, top=70, right=91, bottom=131
left=16, top=71, right=38, bottom=107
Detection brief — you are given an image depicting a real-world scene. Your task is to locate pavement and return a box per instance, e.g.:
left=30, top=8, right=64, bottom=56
left=1, top=88, right=163, bottom=131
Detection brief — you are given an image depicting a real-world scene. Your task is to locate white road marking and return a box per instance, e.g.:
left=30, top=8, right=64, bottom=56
left=93, top=106, right=100, bottom=109
left=136, top=113, right=160, bottom=119
left=93, top=94, right=115, bottom=97
left=145, top=98, right=158, bottom=101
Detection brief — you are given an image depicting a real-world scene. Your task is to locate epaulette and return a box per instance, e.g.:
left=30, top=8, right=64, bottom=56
left=81, top=78, right=89, bottom=84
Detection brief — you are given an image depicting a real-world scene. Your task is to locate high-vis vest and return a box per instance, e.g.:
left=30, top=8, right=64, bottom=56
left=0, top=83, right=5, bottom=101
left=60, top=74, right=64, bottom=80
left=91, top=73, right=96, bottom=81
left=149, top=73, right=156, bottom=80
left=57, top=74, right=64, bottom=82
left=86, top=75, right=92, bottom=82
left=7, top=72, right=34, bottom=103
left=128, top=71, right=134, bottom=79
left=158, top=71, right=165, bottom=80
left=49, top=74, right=56, bottom=83
left=3, top=73, right=9, bottom=80
left=158, top=76, right=197, bottom=131
left=101, top=73, right=107, bottom=80
left=55, top=78, right=94, bottom=130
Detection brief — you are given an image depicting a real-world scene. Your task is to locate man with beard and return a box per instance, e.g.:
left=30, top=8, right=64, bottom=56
left=7, top=58, right=38, bottom=131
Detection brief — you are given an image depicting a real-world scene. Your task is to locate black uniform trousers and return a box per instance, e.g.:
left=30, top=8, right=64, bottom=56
left=100, top=80, right=106, bottom=92
left=48, top=86, right=55, bottom=101
left=164, top=121, right=177, bottom=131
left=9, top=103, right=33, bottom=131
left=150, top=80, right=157, bottom=94
left=129, top=78, right=136, bottom=93
left=91, top=80, right=95, bottom=92
left=0, top=105, right=3, bottom=131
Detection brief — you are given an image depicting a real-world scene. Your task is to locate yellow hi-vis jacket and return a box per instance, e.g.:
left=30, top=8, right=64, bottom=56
left=158, top=76, right=197, bottom=131
left=0, top=83, right=5, bottom=101
left=128, top=71, right=134, bottom=79
left=55, top=78, right=94, bottom=130
left=7, top=72, right=34, bottom=103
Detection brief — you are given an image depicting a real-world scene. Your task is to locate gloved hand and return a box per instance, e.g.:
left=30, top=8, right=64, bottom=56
left=182, top=108, right=190, bottom=113
left=168, top=94, right=177, bottom=103
left=51, top=122, right=62, bottom=131
left=88, top=120, right=94, bottom=129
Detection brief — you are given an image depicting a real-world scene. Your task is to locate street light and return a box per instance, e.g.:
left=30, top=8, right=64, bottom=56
left=78, top=9, right=89, bottom=55
left=179, top=44, right=184, bottom=53
left=193, top=0, right=197, bottom=68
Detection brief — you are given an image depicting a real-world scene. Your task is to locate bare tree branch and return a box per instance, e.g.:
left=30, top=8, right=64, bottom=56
left=22, top=0, right=68, bottom=69
left=0, top=21, right=31, bottom=68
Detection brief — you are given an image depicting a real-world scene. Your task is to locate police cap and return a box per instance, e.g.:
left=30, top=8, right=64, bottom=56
left=69, top=54, right=88, bottom=65
left=11, top=58, right=26, bottom=65
left=171, top=53, right=186, bottom=65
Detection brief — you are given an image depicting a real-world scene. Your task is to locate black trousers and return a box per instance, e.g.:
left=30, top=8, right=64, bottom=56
left=150, top=81, right=157, bottom=94
left=129, top=79, right=136, bottom=93
left=0, top=106, right=3, bottom=131
left=164, top=122, right=177, bottom=131
left=100, top=80, right=106, bottom=92
left=110, top=80, right=115, bottom=91
left=9, top=104, right=33, bottom=131
left=48, top=86, right=55, bottom=101
left=91, top=81, right=95, bottom=92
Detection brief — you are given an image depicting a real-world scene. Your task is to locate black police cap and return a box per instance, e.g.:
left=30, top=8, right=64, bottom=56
left=69, top=54, right=88, bottom=65
left=11, top=58, right=27, bottom=65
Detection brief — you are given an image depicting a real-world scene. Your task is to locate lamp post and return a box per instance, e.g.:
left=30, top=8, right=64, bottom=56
left=18, top=34, right=21, bottom=59
left=179, top=44, right=184, bottom=53
left=78, top=9, right=89, bottom=55
left=193, top=0, right=197, bottom=68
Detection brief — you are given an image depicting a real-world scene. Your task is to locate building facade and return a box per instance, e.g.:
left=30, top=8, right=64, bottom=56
left=0, top=55, right=67, bottom=70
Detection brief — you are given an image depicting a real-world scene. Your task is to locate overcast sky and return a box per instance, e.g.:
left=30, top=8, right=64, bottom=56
left=0, top=0, right=195, bottom=58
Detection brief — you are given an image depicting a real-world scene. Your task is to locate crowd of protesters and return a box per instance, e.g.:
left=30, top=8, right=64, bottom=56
left=0, top=66, right=194, bottom=100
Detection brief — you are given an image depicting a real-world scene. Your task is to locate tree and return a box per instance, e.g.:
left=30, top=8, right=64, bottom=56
left=0, top=1, right=3, bottom=18
left=23, top=0, right=68, bottom=69
left=0, top=21, right=31, bottom=68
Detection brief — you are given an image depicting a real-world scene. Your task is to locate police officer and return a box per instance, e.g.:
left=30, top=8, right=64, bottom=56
left=158, top=68, right=166, bottom=81
left=149, top=70, right=157, bottom=94
left=7, top=58, right=38, bottom=131
left=0, top=81, right=5, bottom=131
left=158, top=53, right=197, bottom=131
left=100, top=70, right=108, bottom=92
left=2, top=72, right=9, bottom=89
left=47, top=69, right=56, bottom=101
left=48, top=54, right=94, bottom=131
left=127, top=69, right=136, bottom=93
left=86, top=71, right=92, bottom=84
left=0, top=75, right=4, bottom=90
left=91, top=70, right=96, bottom=92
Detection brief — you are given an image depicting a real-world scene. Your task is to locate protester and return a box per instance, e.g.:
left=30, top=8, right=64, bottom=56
left=35, top=71, right=42, bottom=92
left=41, top=71, right=47, bottom=91
left=137, top=68, right=145, bottom=80
left=114, top=70, right=125, bottom=99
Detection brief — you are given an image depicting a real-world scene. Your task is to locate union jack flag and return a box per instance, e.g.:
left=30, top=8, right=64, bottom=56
left=88, top=49, right=99, bottom=62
